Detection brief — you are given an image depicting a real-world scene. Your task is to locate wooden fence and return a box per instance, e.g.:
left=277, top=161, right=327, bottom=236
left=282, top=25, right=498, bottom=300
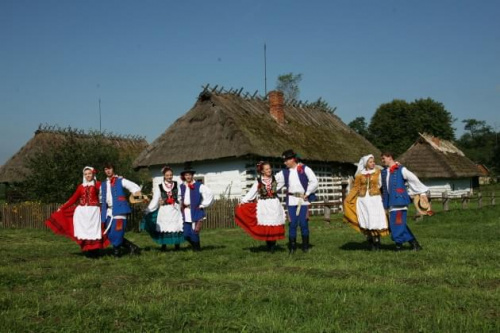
left=0, top=202, right=58, bottom=229
left=0, top=199, right=242, bottom=231
left=436, top=191, right=497, bottom=211
left=0, top=192, right=497, bottom=230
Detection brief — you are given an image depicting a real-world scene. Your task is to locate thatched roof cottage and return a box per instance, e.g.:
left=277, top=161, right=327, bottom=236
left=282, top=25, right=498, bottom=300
left=397, top=133, right=481, bottom=197
left=0, top=125, right=148, bottom=184
left=133, top=86, right=380, bottom=211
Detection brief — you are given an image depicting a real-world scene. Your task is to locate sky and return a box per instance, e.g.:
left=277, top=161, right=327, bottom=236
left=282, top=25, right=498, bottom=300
left=1, top=0, right=499, bottom=165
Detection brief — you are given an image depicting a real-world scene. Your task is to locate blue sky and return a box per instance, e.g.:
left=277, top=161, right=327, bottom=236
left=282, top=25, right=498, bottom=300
left=1, top=0, right=499, bottom=165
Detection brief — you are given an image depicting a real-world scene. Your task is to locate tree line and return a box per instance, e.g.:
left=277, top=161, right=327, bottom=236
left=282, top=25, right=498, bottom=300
left=275, top=72, right=498, bottom=175
left=347, top=100, right=499, bottom=175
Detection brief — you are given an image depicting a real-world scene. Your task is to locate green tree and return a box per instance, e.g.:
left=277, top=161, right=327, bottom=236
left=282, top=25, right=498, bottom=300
left=348, top=117, right=368, bottom=137
left=456, top=118, right=496, bottom=168
left=410, top=98, right=455, bottom=141
left=368, top=99, right=414, bottom=156
left=276, top=72, right=302, bottom=101
left=20, top=131, right=146, bottom=203
left=491, top=143, right=500, bottom=174
left=462, top=119, right=492, bottom=138
left=367, top=98, right=456, bottom=156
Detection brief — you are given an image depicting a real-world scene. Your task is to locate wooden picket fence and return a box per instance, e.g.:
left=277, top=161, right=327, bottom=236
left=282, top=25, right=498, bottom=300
left=0, top=202, right=57, bottom=229
left=0, top=200, right=242, bottom=231
left=1, top=192, right=496, bottom=230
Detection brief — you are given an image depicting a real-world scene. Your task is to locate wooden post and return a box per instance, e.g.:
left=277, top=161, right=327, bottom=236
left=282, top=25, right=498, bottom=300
left=492, top=192, right=496, bottom=206
left=478, top=192, right=482, bottom=208
left=323, top=199, right=331, bottom=223
left=442, top=192, right=449, bottom=212
left=461, top=193, right=468, bottom=209
left=426, top=190, right=432, bottom=213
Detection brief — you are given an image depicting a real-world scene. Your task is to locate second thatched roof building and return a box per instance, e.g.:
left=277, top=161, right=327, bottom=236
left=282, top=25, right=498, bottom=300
left=398, top=133, right=481, bottom=198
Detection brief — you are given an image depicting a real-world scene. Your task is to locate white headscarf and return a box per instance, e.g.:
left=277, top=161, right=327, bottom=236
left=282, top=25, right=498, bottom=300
left=82, top=166, right=97, bottom=186
left=355, top=154, right=375, bottom=176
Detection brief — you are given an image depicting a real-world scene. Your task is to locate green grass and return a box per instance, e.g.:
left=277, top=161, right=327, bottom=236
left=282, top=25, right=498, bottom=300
left=1, top=204, right=499, bottom=332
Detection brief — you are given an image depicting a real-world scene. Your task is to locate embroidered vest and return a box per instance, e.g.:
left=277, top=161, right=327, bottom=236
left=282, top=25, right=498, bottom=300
left=180, top=181, right=205, bottom=222
left=100, top=177, right=131, bottom=222
left=381, top=166, right=411, bottom=209
left=257, top=176, right=278, bottom=199
left=357, top=170, right=382, bottom=197
left=80, top=182, right=100, bottom=206
left=159, top=181, right=178, bottom=205
left=283, top=164, right=317, bottom=205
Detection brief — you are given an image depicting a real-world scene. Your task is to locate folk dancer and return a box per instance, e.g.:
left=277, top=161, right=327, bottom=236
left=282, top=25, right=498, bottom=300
left=275, top=149, right=319, bottom=253
left=101, top=162, right=142, bottom=257
left=380, top=152, right=428, bottom=251
left=45, top=166, right=109, bottom=258
left=142, top=166, right=185, bottom=251
left=235, top=161, right=286, bottom=252
left=179, top=168, right=214, bottom=251
left=343, top=154, right=389, bottom=250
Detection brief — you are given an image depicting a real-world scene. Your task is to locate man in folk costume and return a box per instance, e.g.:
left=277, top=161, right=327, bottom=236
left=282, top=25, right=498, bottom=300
left=179, top=168, right=214, bottom=251
left=275, top=149, right=319, bottom=253
left=101, top=162, right=142, bottom=257
left=380, top=152, right=428, bottom=251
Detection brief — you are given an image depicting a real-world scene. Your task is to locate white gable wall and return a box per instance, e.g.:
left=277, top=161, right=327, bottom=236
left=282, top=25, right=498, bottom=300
left=424, top=178, right=474, bottom=198
left=149, top=159, right=247, bottom=199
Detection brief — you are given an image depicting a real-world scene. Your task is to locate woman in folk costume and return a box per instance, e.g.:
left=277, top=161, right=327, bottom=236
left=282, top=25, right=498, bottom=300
left=45, top=166, right=109, bottom=258
left=141, top=166, right=185, bottom=251
left=343, top=154, right=389, bottom=250
left=235, top=161, right=286, bottom=252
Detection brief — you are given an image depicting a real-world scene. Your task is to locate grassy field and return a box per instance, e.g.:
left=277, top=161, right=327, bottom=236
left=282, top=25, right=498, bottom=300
left=1, top=203, right=499, bottom=332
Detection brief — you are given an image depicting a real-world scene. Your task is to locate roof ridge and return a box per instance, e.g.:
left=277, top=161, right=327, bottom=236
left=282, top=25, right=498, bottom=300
left=199, top=84, right=337, bottom=113
left=36, top=124, right=146, bottom=142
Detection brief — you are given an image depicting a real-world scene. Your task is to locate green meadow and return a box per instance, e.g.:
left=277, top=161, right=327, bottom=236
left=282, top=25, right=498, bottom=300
left=1, top=202, right=499, bottom=332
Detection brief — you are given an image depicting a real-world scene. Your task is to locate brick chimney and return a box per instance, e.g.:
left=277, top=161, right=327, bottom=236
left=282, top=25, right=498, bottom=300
left=269, top=90, right=285, bottom=124
left=431, top=136, right=441, bottom=146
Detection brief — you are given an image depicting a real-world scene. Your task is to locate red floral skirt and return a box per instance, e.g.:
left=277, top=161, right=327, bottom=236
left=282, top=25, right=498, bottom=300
left=235, top=202, right=285, bottom=241
left=45, top=206, right=110, bottom=252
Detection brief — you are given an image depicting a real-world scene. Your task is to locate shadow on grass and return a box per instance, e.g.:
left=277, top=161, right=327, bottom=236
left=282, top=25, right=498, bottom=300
left=70, top=244, right=227, bottom=258
left=339, top=241, right=397, bottom=252
left=243, top=243, right=315, bottom=253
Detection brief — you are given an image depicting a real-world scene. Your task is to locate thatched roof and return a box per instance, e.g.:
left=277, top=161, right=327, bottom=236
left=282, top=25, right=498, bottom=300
left=397, top=133, right=480, bottom=179
left=133, top=88, right=380, bottom=168
left=0, top=126, right=148, bottom=183
left=476, top=164, right=490, bottom=177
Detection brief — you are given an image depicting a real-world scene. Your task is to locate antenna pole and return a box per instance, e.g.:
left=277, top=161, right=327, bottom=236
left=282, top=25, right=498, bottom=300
left=99, top=98, right=102, bottom=133
left=264, top=43, right=267, bottom=96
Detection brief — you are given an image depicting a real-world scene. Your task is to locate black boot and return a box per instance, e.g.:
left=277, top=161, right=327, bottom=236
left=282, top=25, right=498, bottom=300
left=372, top=236, right=381, bottom=251
left=192, top=241, right=201, bottom=252
left=266, top=241, right=276, bottom=253
left=302, top=236, right=310, bottom=253
left=409, top=239, right=423, bottom=251
left=174, top=244, right=180, bottom=251
left=84, top=250, right=97, bottom=259
left=288, top=238, right=297, bottom=254
left=395, top=243, right=403, bottom=252
left=122, top=238, right=141, bottom=255
left=366, top=234, right=375, bottom=251
left=160, top=244, right=167, bottom=252
left=113, top=246, right=121, bottom=258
